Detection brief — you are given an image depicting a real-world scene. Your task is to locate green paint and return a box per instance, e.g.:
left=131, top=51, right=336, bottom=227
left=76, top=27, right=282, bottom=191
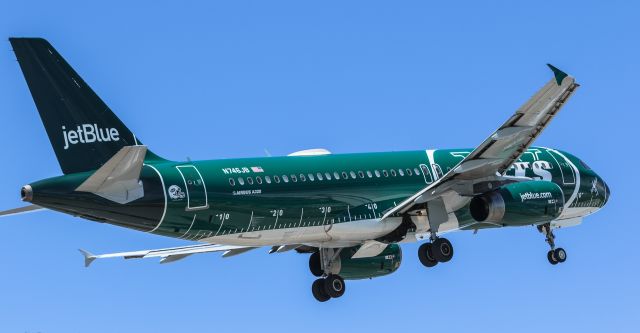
left=547, top=63, right=569, bottom=85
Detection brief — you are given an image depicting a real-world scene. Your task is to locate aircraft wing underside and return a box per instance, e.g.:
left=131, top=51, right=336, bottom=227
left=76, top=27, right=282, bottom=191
left=78, top=243, right=305, bottom=267
left=79, top=243, right=260, bottom=267
left=382, top=65, right=579, bottom=221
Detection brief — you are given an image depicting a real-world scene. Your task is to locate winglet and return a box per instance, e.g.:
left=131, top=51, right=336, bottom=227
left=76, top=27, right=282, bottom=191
left=79, top=249, right=97, bottom=267
left=547, top=64, right=569, bottom=85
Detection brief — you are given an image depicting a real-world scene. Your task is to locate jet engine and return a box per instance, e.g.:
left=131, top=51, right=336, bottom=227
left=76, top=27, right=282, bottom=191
left=309, top=244, right=402, bottom=280
left=469, top=181, right=565, bottom=226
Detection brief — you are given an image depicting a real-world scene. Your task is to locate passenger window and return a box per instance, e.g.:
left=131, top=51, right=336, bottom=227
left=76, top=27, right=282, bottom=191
left=283, top=175, right=289, bottom=183
left=274, top=175, right=281, bottom=183
left=256, top=176, right=263, bottom=184
left=383, top=170, right=389, bottom=177
left=358, top=171, right=364, bottom=178
left=398, top=169, right=405, bottom=176
left=414, top=168, right=420, bottom=175
left=238, top=177, right=245, bottom=185
left=342, top=171, right=348, bottom=179
left=265, top=176, right=272, bottom=184
left=247, top=177, right=254, bottom=185
left=350, top=171, right=356, bottom=179
left=406, top=168, right=413, bottom=176
left=291, top=174, right=297, bottom=182
left=374, top=170, right=381, bottom=177
left=366, top=170, right=373, bottom=178
left=390, top=169, right=397, bottom=177
left=300, top=174, right=306, bottom=182
left=325, top=172, right=332, bottom=180
left=308, top=173, right=315, bottom=181
left=317, top=173, right=324, bottom=181
left=229, top=178, right=235, bottom=186
left=333, top=171, right=340, bottom=179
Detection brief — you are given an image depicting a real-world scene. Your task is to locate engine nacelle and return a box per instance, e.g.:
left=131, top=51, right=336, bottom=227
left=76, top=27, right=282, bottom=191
left=338, top=244, right=402, bottom=280
left=469, top=181, right=565, bottom=226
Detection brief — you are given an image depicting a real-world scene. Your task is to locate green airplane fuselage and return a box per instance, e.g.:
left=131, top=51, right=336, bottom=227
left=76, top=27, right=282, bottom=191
left=24, top=146, right=609, bottom=246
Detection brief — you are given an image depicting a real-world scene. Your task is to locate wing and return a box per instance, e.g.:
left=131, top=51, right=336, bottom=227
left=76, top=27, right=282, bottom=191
left=382, top=64, right=579, bottom=220
left=79, top=243, right=259, bottom=267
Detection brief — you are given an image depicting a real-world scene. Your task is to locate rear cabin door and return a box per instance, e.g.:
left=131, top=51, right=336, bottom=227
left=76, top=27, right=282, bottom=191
left=176, top=165, right=209, bottom=210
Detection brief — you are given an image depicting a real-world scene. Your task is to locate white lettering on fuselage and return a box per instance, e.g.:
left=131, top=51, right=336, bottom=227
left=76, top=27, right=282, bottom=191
left=233, top=189, right=262, bottom=195
left=222, top=167, right=251, bottom=175
left=519, top=191, right=553, bottom=202
left=62, top=124, right=120, bottom=150
left=509, top=161, right=553, bottom=181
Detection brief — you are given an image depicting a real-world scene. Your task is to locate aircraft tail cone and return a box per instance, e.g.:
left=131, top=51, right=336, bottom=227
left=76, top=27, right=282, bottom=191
left=20, top=185, right=33, bottom=202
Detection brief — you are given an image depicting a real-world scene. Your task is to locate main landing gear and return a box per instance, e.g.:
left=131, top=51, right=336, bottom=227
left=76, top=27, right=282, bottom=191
left=309, top=249, right=346, bottom=302
left=418, top=237, right=454, bottom=268
left=417, top=199, right=454, bottom=268
left=538, top=223, right=567, bottom=265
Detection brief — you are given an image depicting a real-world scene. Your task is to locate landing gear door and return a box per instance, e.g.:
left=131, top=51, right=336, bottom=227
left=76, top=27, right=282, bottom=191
left=176, top=165, right=209, bottom=211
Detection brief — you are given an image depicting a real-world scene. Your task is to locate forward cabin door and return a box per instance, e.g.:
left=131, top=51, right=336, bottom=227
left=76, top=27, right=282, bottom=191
left=176, top=165, right=209, bottom=211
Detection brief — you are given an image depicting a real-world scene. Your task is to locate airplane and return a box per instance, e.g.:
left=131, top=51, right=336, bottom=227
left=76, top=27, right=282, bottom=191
left=1, top=38, right=610, bottom=302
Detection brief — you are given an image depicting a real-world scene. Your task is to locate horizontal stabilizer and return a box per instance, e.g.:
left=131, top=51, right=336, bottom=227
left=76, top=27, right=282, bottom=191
left=0, top=204, right=45, bottom=217
left=76, top=146, right=147, bottom=204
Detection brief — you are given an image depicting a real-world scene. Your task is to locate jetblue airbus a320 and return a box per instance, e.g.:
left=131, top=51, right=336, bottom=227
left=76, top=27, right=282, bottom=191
left=2, top=38, right=610, bottom=302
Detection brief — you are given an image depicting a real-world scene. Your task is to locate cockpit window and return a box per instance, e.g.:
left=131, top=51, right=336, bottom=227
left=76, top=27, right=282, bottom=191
left=579, top=160, right=592, bottom=170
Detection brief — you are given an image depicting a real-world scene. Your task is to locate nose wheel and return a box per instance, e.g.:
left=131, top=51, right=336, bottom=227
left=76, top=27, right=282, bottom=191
left=547, top=248, right=567, bottom=265
left=538, top=223, right=567, bottom=265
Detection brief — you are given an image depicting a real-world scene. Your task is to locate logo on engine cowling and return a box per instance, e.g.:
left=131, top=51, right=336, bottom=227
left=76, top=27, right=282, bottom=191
left=168, top=185, right=186, bottom=200
left=62, top=124, right=120, bottom=150
left=519, top=191, right=553, bottom=202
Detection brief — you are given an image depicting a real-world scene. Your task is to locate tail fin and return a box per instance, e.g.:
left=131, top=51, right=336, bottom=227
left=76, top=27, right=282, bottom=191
left=10, top=37, right=164, bottom=174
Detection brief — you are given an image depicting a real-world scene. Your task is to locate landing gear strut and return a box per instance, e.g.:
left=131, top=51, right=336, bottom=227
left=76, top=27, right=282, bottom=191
left=418, top=199, right=455, bottom=268
left=538, top=223, right=567, bottom=265
left=309, top=248, right=346, bottom=302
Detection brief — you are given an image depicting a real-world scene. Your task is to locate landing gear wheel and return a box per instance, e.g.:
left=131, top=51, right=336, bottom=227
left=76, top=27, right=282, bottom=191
left=547, top=250, right=558, bottom=265
left=309, top=252, right=323, bottom=277
left=418, top=243, right=438, bottom=267
left=432, top=238, right=454, bottom=263
left=312, top=278, right=330, bottom=302
left=323, top=274, right=346, bottom=298
left=554, top=248, right=567, bottom=263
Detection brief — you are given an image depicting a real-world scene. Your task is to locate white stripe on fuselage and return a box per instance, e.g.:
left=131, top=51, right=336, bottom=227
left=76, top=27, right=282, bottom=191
left=200, top=217, right=403, bottom=247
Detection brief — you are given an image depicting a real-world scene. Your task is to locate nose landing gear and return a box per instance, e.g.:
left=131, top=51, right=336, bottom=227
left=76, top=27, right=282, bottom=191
left=538, top=223, right=567, bottom=265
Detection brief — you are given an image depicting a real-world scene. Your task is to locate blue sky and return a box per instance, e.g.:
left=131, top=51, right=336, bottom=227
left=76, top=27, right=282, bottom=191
left=0, top=1, right=637, bottom=332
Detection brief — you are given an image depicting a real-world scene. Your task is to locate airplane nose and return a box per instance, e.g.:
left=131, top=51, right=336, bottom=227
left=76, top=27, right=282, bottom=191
left=602, top=179, right=610, bottom=207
